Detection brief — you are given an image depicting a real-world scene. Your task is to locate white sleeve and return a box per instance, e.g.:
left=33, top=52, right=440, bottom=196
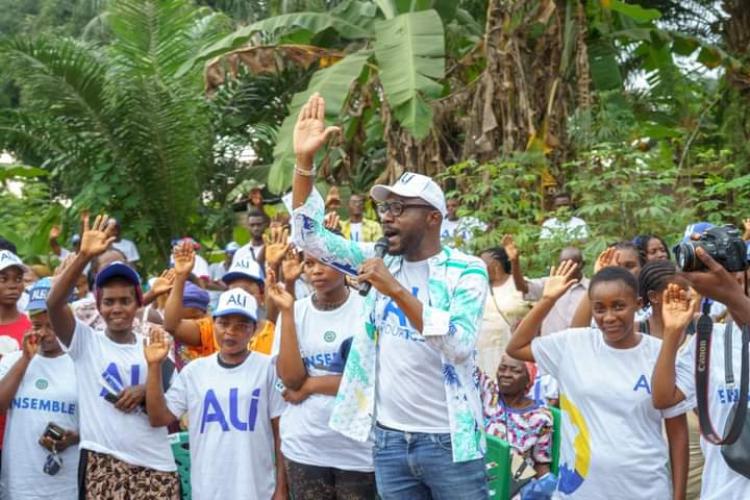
left=193, top=257, right=210, bottom=280
left=164, top=368, right=189, bottom=418
left=523, top=278, right=545, bottom=302
left=0, top=351, right=22, bottom=379
left=674, top=336, right=697, bottom=408
left=128, top=241, right=140, bottom=262
left=271, top=317, right=282, bottom=358
left=267, top=360, right=286, bottom=419
left=530, top=330, right=569, bottom=379
left=64, top=320, right=94, bottom=360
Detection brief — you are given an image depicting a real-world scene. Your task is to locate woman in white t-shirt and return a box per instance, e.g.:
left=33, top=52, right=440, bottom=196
left=507, top=263, right=689, bottom=500
left=267, top=256, right=375, bottom=500
left=0, top=278, right=79, bottom=499
left=653, top=281, right=750, bottom=500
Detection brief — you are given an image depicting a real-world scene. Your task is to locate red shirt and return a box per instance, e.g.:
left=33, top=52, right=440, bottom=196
left=0, top=314, right=31, bottom=351
left=0, top=314, right=31, bottom=448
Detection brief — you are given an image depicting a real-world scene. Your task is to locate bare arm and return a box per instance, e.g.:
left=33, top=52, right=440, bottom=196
left=502, top=235, right=528, bottom=294
left=271, top=417, right=288, bottom=500
left=267, top=270, right=307, bottom=391
left=570, top=295, right=592, bottom=328
left=652, top=284, right=693, bottom=409
left=665, top=414, right=688, bottom=500
left=301, top=375, right=341, bottom=396
left=144, top=328, right=178, bottom=427
left=47, top=253, right=91, bottom=347
left=162, top=274, right=202, bottom=346
left=0, top=355, right=31, bottom=412
left=507, top=261, right=579, bottom=362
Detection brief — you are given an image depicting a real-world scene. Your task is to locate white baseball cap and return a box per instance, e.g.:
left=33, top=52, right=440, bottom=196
left=222, top=257, right=264, bottom=285
left=213, top=288, right=258, bottom=321
left=370, top=172, right=447, bottom=216
left=0, top=250, right=25, bottom=273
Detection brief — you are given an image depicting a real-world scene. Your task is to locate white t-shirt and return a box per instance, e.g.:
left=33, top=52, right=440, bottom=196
left=539, top=216, right=589, bottom=240
left=112, top=239, right=140, bottom=263
left=531, top=328, right=689, bottom=499
left=440, top=217, right=485, bottom=244
left=165, top=353, right=285, bottom=500
left=275, top=293, right=373, bottom=472
left=349, top=222, right=363, bottom=242
left=208, top=262, right=228, bottom=282
left=0, top=351, right=78, bottom=499
left=376, top=259, right=449, bottom=432
left=232, top=243, right=264, bottom=265
left=65, top=321, right=175, bottom=471
left=676, top=323, right=750, bottom=500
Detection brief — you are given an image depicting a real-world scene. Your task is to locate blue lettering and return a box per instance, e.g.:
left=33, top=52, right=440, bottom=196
left=248, top=388, right=260, bottom=431
left=21, top=397, right=29, bottom=409
left=11, top=398, right=19, bottom=410
left=52, top=401, right=60, bottom=412
left=383, top=287, right=419, bottom=327
left=719, top=389, right=726, bottom=404
left=633, top=374, right=651, bottom=394
left=69, top=403, right=76, bottom=415
left=39, top=399, right=51, bottom=411
left=200, top=390, right=229, bottom=433
left=30, top=399, right=38, bottom=410
left=229, top=388, right=247, bottom=431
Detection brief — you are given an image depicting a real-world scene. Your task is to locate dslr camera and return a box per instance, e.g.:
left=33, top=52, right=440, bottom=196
left=674, top=225, right=748, bottom=273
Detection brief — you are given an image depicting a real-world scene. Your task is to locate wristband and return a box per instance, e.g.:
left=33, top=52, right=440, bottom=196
left=294, top=164, right=316, bottom=177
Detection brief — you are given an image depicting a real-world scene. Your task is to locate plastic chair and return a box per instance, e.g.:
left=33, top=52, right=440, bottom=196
left=169, top=432, right=191, bottom=500
left=485, top=405, right=562, bottom=500
left=550, top=406, right=561, bottom=475
left=486, top=434, right=512, bottom=500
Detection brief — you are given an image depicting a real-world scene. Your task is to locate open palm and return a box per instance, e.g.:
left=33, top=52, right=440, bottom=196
left=662, top=284, right=696, bottom=333
left=542, top=260, right=579, bottom=300
left=293, top=93, right=340, bottom=159
left=172, top=242, right=195, bottom=277
left=80, top=214, right=117, bottom=258
left=144, top=326, right=171, bottom=364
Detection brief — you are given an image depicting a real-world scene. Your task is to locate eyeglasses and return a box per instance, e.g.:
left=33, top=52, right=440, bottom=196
left=376, top=201, right=433, bottom=217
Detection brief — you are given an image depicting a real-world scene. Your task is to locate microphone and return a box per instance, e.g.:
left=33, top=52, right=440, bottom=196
left=359, top=237, right=389, bottom=296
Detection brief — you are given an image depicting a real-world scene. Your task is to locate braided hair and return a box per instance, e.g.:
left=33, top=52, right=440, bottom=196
left=638, top=260, right=678, bottom=307
left=480, top=247, right=511, bottom=274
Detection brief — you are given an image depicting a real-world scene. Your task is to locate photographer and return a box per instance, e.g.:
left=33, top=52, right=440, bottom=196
left=652, top=246, right=750, bottom=500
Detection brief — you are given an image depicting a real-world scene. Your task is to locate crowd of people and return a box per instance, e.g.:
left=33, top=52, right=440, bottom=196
left=0, top=93, right=750, bottom=500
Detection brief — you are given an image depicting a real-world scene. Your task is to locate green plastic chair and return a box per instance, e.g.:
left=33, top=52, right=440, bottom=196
left=550, top=406, right=561, bottom=475
left=485, top=405, right=562, bottom=500
left=169, top=432, right=191, bottom=500
left=486, top=434, right=512, bottom=500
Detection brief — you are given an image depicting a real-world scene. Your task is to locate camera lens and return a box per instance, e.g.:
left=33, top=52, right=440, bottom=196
left=675, top=242, right=696, bottom=272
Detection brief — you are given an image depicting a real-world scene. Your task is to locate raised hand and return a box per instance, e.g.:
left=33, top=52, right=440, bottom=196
left=542, top=260, right=579, bottom=300
left=501, top=234, right=519, bottom=261
left=293, top=93, right=341, bottom=161
left=282, top=249, right=304, bottom=283
left=143, top=325, right=171, bottom=365
left=172, top=241, right=195, bottom=278
left=79, top=214, right=117, bottom=258
left=265, top=268, right=295, bottom=311
left=151, top=269, right=176, bottom=296
left=263, top=226, right=290, bottom=269
left=662, top=283, right=697, bottom=338
left=324, top=211, right=341, bottom=232
left=594, top=247, right=617, bottom=273
left=22, top=332, right=40, bottom=361
left=49, top=225, right=62, bottom=240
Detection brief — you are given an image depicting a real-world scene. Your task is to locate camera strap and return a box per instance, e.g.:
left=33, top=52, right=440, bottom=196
left=695, top=313, right=749, bottom=445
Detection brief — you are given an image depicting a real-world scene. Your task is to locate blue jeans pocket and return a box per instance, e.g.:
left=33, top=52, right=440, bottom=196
left=433, top=433, right=452, bottom=452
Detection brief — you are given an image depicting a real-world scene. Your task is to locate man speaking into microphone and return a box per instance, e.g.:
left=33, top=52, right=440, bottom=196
left=290, top=93, right=489, bottom=499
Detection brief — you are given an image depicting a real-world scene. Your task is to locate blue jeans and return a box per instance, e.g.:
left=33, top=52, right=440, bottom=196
left=372, top=424, right=488, bottom=500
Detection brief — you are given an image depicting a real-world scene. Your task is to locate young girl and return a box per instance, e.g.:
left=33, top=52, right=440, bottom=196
left=507, top=263, right=689, bottom=499
left=633, top=234, right=671, bottom=266
left=267, top=256, right=375, bottom=500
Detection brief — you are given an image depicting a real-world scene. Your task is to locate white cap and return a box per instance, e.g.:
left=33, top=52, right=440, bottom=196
left=213, top=288, right=258, bottom=321
left=370, top=172, right=446, bottom=216
left=0, top=250, right=24, bottom=273
left=222, top=257, right=264, bottom=285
